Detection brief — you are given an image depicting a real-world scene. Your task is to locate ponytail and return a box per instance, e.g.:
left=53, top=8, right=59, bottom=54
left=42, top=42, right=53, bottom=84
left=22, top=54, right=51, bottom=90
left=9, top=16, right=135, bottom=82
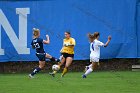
left=88, top=33, right=95, bottom=42
left=88, top=32, right=100, bottom=42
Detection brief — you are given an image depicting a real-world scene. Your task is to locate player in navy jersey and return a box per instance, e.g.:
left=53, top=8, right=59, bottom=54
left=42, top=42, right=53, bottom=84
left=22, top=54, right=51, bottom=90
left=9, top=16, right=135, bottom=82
left=29, top=28, right=60, bottom=78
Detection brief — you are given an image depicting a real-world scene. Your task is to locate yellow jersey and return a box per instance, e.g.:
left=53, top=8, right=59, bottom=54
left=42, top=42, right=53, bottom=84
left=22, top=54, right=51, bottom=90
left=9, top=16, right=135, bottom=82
left=61, top=37, right=76, bottom=54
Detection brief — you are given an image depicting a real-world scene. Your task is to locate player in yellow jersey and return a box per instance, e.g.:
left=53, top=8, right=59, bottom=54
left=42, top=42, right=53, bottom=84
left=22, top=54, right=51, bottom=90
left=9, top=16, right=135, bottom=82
left=50, top=31, right=76, bottom=77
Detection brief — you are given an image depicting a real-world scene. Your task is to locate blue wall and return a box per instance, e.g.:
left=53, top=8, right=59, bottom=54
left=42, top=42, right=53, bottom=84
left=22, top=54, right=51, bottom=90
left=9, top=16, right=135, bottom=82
left=137, top=0, right=140, bottom=58
left=0, top=0, right=139, bottom=62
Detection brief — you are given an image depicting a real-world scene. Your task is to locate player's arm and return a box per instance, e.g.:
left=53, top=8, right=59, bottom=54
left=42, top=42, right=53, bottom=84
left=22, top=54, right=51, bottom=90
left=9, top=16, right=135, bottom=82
left=31, top=41, right=35, bottom=49
left=32, top=46, right=35, bottom=49
left=43, top=35, right=50, bottom=44
left=104, top=36, right=111, bottom=47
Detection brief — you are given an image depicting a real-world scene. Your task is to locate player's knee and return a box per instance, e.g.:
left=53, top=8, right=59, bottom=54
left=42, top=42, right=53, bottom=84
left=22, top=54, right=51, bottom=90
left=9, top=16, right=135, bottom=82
left=65, top=65, right=69, bottom=69
left=39, top=64, right=45, bottom=69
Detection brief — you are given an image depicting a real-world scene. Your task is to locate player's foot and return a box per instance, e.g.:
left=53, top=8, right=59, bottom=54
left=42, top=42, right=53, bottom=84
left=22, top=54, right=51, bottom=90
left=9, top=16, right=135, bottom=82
left=85, top=66, right=89, bottom=72
left=49, top=72, right=55, bottom=77
left=61, top=74, right=64, bottom=78
left=82, top=74, right=87, bottom=78
left=29, top=74, right=34, bottom=78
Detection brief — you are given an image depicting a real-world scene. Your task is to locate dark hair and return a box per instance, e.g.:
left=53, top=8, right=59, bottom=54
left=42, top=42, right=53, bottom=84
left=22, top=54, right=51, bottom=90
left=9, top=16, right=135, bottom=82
left=88, top=32, right=100, bottom=42
left=93, top=32, right=100, bottom=38
left=65, top=31, right=71, bottom=35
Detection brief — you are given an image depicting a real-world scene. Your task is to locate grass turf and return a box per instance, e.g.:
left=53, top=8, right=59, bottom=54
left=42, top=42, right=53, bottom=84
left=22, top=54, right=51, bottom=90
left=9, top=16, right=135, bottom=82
left=0, top=71, right=140, bottom=93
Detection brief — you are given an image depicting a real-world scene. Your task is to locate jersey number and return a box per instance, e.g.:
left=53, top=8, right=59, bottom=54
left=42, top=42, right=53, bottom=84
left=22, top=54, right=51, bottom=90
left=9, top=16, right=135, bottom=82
left=92, top=43, right=94, bottom=50
left=34, top=43, right=40, bottom=49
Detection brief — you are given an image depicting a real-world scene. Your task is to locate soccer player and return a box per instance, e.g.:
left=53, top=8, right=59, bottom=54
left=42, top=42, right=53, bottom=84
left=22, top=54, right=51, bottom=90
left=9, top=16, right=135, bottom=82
left=82, top=32, right=111, bottom=78
left=29, top=28, right=60, bottom=78
left=50, top=31, right=76, bottom=77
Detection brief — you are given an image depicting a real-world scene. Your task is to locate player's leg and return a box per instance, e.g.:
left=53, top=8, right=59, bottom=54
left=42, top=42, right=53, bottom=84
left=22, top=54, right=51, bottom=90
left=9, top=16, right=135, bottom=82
left=83, top=57, right=99, bottom=78
left=29, top=53, right=46, bottom=78
left=58, top=56, right=66, bottom=66
left=83, top=62, right=98, bottom=78
left=83, top=62, right=93, bottom=78
left=86, top=60, right=99, bottom=69
left=49, top=56, right=65, bottom=77
left=45, top=53, right=60, bottom=62
left=61, top=57, right=73, bottom=77
left=93, top=62, right=98, bottom=70
left=29, top=61, right=45, bottom=78
left=50, top=53, right=66, bottom=75
left=84, top=57, right=93, bottom=72
left=85, top=57, right=94, bottom=72
left=85, top=64, right=92, bottom=72
left=92, top=57, right=99, bottom=70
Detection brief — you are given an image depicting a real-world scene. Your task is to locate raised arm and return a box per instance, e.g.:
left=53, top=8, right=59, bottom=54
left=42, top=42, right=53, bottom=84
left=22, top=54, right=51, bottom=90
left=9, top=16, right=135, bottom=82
left=104, top=36, right=111, bottom=47
left=43, top=35, right=50, bottom=44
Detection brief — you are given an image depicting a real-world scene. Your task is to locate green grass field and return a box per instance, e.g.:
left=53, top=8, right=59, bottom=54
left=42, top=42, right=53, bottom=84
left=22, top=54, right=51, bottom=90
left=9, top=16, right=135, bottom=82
left=0, top=71, right=140, bottom=93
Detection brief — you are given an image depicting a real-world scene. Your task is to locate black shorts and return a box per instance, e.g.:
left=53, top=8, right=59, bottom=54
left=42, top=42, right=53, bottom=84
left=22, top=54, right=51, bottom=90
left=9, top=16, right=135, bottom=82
left=36, top=53, right=46, bottom=61
left=61, top=53, right=74, bottom=59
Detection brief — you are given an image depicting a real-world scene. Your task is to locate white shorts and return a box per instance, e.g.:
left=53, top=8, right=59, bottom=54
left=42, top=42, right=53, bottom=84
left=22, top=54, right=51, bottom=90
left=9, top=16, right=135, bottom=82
left=90, top=56, right=99, bottom=62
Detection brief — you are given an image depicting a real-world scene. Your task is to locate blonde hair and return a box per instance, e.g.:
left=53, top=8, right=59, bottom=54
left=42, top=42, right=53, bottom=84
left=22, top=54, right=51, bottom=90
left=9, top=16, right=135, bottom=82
left=33, top=28, right=40, bottom=37
left=88, top=32, right=100, bottom=42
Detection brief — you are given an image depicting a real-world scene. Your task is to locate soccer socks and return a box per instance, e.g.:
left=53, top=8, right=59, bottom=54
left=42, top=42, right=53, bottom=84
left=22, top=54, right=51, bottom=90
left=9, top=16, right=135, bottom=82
left=50, top=57, right=60, bottom=62
left=50, top=57, right=55, bottom=61
left=31, top=67, right=41, bottom=76
left=53, top=71, right=57, bottom=74
left=84, top=68, right=93, bottom=76
left=61, top=67, right=68, bottom=77
left=88, top=64, right=92, bottom=68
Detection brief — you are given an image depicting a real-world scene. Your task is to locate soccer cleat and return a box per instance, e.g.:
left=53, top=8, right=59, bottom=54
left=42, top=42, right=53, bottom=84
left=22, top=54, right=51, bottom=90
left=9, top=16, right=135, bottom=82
left=49, top=72, right=55, bottom=77
left=29, top=74, right=34, bottom=78
left=61, top=75, right=63, bottom=78
left=82, top=74, right=87, bottom=78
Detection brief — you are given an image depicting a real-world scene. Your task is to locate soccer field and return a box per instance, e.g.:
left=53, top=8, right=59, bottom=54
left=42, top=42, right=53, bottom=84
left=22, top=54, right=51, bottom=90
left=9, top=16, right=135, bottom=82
left=0, top=71, right=140, bottom=93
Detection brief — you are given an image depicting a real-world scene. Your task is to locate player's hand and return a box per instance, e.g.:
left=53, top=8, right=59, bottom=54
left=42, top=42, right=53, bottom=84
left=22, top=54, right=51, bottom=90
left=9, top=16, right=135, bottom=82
left=46, top=35, right=49, bottom=38
left=108, top=36, right=111, bottom=41
left=64, top=43, right=69, bottom=46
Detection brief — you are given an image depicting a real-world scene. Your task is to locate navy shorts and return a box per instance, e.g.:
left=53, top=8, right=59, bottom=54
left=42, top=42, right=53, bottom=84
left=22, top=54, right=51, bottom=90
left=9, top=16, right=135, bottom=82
left=36, top=53, right=46, bottom=61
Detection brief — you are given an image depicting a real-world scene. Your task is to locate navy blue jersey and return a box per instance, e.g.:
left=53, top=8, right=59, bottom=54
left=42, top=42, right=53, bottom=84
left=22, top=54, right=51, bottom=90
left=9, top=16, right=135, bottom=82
left=31, top=38, right=45, bottom=53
